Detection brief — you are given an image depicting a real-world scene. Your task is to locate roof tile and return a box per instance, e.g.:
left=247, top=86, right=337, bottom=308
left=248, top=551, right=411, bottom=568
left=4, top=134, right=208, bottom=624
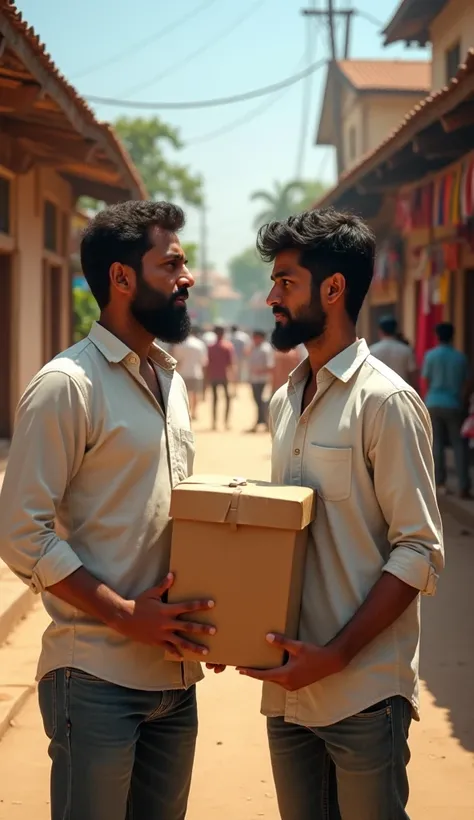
left=337, top=59, right=431, bottom=93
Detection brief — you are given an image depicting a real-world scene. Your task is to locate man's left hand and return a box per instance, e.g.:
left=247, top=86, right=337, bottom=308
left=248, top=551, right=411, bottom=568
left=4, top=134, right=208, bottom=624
left=237, top=634, right=346, bottom=691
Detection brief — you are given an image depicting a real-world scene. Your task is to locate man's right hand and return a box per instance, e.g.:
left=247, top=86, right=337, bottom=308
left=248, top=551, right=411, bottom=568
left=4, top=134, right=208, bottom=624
left=114, top=573, right=216, bottom=658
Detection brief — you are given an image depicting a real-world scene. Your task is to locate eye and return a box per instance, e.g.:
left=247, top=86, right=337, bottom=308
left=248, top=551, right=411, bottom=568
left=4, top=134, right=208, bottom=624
left=281, top=279, right=291, bottom=288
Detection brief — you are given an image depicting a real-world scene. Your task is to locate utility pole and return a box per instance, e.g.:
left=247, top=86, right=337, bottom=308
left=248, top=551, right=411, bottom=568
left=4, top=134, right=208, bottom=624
left=302, top=3, right=354, bottom=176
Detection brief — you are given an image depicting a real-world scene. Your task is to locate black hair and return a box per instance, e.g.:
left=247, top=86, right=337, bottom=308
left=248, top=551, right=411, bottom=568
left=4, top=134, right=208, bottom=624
left=256, top=207, right=375, bottom=324
left=80, top=200, right=185, bottom=309
left=253, top=330, right=266, bottom=338
left=379, top=315, right=398, bottom=336
left=436, top=322, right=454, bottom=344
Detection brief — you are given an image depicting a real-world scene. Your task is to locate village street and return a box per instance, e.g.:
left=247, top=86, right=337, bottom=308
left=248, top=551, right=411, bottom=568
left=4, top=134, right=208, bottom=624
left=0, top=388, right=473, bottom=819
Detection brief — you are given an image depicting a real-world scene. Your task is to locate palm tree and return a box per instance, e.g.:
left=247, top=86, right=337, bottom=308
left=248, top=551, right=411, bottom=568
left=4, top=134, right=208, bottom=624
left=250, top=180, right=306, bottom=230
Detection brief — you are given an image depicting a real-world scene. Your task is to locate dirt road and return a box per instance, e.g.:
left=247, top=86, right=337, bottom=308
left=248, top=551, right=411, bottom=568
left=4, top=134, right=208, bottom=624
left=0, top=387, right=473, bottom=818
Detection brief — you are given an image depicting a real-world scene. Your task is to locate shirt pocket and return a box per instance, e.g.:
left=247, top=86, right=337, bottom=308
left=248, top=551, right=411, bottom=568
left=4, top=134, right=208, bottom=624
left=307, top=444, right=352, bottom=502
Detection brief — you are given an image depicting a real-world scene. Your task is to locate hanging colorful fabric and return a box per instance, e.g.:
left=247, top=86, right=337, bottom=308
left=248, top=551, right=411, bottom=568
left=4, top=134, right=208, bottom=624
left=451, top=164, right=462, bottom=225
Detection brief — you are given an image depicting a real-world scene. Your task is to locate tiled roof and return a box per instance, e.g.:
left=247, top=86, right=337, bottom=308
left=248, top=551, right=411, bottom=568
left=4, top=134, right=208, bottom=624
left=316, top=49, right=474, bottom=209
left=0, top=1, right=147, bottom=198
left=337, top=59, right=431, bottom=93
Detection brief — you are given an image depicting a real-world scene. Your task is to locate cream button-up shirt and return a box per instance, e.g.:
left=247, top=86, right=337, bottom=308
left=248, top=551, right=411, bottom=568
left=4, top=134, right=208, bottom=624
left=0, top=323, right=203, bottom=691
left=261, top=339, right=444, bottom=727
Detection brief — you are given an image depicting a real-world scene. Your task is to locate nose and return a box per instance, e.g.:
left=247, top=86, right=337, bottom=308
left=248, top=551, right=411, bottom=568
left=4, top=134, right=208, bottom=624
left=266, top=283, right=280, bottom=307
left=179, top=266, right=195, bottom=289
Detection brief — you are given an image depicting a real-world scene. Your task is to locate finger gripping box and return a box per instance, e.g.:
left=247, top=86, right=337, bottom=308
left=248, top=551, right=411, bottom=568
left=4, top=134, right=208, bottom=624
left=165, top=475, right=315, bottom=669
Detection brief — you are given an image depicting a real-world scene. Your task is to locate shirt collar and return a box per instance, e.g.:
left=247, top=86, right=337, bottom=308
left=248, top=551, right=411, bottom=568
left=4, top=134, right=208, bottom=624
left=288, top=339, right=370, bottom=389
left=88, top=322, right=176, bottom=372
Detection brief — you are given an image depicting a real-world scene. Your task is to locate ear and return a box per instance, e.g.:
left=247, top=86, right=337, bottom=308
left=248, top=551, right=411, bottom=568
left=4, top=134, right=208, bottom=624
left=110, top=262, right=131, bottom=295
left=325, top=273, right=346, bottom=306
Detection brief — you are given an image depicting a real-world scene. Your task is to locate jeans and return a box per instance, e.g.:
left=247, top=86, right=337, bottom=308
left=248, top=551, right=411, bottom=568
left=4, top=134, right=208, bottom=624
left=38, top=669, right=198, bottom=820
left=267, top=696, right=412, bottom=820
left=211, top=380, right=230, bottom=425
left=251, top=382, right=267, bottom=426
left=429, top=407, right=470, bottom=493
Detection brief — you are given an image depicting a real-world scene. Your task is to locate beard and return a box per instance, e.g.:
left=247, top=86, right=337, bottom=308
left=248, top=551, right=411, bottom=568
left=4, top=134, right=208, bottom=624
left=130, top=278, right=191, bottom=344
left=272, top=294, right=327, bottom=352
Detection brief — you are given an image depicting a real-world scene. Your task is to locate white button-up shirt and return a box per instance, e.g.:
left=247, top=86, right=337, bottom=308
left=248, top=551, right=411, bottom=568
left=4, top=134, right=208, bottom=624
left=261, top=339, right=444, bottom=727
left=0, top=323, right=203, bottom=691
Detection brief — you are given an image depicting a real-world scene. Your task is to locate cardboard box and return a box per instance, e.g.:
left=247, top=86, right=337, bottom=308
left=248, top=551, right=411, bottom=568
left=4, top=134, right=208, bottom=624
left=165, top=475, right=315, bottom=669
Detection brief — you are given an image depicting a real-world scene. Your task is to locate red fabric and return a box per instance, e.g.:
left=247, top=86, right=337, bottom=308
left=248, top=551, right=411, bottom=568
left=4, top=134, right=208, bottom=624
left=207, top=340, right=234, bottom=382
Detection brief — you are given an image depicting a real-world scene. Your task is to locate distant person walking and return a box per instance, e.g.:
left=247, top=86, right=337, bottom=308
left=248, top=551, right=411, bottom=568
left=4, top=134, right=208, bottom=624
left=207, top=327, right=235, bottom=431
left=248, top=331, right=274, bottom=432
left=370, top=316, right=418, bottom=386
left=230, top=325, right=251, bottom=384
left=173, top=328, right=208, bottom=420
left=422, top=322, right=471, bottom=498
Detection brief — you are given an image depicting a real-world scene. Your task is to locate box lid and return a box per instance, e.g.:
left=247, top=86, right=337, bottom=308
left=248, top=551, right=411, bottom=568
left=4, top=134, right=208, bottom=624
left=170, top=474, right=315, bottom=531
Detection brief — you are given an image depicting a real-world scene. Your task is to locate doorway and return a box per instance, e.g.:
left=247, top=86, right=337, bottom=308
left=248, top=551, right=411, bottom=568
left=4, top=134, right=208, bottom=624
left=0, top=253, right=12, bottom=438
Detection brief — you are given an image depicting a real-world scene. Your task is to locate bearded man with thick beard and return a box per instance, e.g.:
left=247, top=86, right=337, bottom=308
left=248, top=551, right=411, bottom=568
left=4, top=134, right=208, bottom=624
left=234, top=207, right=445, bottom=820
left=0, top=200, right=216, bottom=820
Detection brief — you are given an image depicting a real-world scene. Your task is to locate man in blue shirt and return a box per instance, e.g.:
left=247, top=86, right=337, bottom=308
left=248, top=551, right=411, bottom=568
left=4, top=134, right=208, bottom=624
left=422, top=323, right=470, bottom=498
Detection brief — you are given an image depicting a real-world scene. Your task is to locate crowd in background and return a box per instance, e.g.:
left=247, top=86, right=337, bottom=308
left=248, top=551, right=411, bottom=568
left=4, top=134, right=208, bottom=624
left=167, top=324, right=306, bottom=433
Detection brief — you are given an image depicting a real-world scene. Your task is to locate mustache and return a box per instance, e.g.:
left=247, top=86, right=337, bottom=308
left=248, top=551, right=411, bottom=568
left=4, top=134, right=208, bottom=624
left=172, top=287, right=189, bottom=303
left=273, top=306, right=291, bottom=319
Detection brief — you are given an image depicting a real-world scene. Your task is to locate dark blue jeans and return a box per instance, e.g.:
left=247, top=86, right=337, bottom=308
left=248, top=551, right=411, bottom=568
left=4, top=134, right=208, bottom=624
left=38, top=669, right=197, bottom=820
left=267, top=696, right=412, bottom=820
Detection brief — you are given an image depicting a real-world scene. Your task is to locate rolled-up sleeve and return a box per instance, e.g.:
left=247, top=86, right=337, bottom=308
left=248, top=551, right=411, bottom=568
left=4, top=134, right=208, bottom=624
left=368, top=390, right=444, bottom=595
left=0, top=370, right=89, bottom=593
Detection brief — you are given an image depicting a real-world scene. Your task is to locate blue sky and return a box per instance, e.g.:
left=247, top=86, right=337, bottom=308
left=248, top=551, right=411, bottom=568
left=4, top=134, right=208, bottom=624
left=19, top=0, right=428, bottom=273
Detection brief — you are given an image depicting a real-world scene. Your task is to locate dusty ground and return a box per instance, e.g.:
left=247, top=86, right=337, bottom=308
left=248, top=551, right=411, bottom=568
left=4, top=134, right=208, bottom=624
left=0, top=386, right=473, bottom=819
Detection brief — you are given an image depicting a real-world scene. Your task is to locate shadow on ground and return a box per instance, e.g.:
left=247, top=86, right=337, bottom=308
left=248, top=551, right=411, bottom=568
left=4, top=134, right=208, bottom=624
left=420, top=514, right=474, bottom=752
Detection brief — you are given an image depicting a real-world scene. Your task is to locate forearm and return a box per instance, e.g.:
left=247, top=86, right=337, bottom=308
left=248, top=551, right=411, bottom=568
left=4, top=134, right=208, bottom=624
left=47, top=567, right=132, bottom=631
left=329, top=572, right=418, bottom=666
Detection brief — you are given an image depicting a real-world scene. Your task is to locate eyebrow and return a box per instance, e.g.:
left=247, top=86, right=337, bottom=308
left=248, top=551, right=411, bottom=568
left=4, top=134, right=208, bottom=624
left=271, top=270, right=290, bottom=281
left=158, top=252, right=187, bottom=264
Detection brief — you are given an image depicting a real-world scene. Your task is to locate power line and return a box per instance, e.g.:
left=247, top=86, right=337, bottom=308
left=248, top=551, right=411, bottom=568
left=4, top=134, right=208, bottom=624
left=356, top=9, right=384, bottom=28
left=85, top=58, right=327, bottom=110
left=294, top=4, right=320, bottom=179
left=123, top=0, right=267, bottom=98
left=71, top=0, right=219, bottom=80
left=186, top=55, right=312, bottom=146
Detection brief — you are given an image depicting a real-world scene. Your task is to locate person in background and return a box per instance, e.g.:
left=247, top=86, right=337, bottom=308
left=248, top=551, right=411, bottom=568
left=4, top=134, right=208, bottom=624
left=422, top=322, right=471, bottom=499
left=173, top=327, right=208, bottom=421
left=248, top=330, right=274, bottom=432
left=212, top=208, right=443, bottom=820
left=230, top=325, right=251, bottom=384
left=207, top=326, right=235, bottom=431
left=0, top=201, right=216, bottom=820
left=370, top=316, right=418, bottom=387
left=271, top=345, right=307, bottom=395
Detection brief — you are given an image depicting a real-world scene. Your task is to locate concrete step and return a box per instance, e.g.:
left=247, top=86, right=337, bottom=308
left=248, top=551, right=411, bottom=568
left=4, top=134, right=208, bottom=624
left=0, top=600, right=48, bottom=742
left=0, top=562, right=35, bottom=648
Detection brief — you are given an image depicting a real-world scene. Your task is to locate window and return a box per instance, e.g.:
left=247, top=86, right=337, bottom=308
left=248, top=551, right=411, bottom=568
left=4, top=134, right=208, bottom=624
left=0, top=177, right=10, bottom=235
left=348, top=126, right=357, bottom=161
left=44, top=201, right=58, bottom=252
left=445, top=41, right=461, bottom=83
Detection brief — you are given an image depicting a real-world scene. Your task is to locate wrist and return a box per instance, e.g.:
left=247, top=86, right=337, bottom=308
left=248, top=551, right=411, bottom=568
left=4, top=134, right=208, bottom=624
left=327, top=634, right=352, bottom=670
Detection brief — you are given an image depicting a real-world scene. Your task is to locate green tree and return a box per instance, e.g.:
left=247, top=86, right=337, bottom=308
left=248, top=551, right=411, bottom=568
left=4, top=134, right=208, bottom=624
left=251, top=180, right=306, bottom=229
left=114, top=117, right=203, bottom=205
left=250, top=179, right=328, bottom=229
left=73, top=288, right=99, bottom=342
left=228, top=247, right=269, bottom=302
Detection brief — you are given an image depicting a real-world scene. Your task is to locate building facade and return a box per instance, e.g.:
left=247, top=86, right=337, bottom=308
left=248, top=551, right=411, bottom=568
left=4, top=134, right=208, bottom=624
left=315, top=0, right=474, bottom=372
left=0, top=2, right=146, bottom=439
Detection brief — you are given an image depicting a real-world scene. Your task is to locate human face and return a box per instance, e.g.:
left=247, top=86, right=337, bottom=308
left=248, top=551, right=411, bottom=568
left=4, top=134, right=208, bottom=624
left=130, top=226, right=195, bottom=343
left=266, top=249, right=327, bottom=351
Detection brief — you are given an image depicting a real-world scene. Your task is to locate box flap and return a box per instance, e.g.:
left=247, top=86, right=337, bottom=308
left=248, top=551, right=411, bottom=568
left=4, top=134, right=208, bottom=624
left=170, top=474, right=315, bottom=531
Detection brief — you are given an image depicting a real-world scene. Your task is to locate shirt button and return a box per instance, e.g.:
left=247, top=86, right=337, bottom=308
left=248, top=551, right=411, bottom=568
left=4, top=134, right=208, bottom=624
left=294, top=448, right=301, bottom=455
left=129, top=354, right=138, bottom=364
